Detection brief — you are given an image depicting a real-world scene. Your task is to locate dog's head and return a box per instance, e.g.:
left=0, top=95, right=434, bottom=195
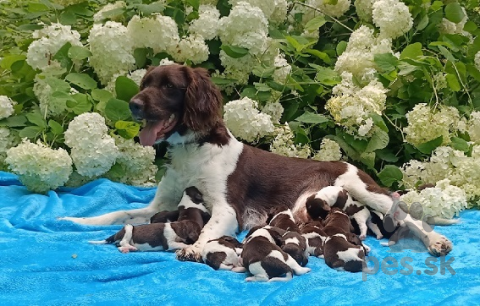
left=130, top=64, right=223, bottom=146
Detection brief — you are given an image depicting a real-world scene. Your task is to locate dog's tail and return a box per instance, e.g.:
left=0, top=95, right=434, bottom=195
left=88, top=234, right=116, bottom=245
left=426, top=216, right=460, bottom=225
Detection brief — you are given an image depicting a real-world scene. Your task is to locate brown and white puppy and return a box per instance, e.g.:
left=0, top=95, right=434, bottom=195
left=202, top=236, right=245, bottom=271
left=62, top=64, right=452, bottom=259
left=240, top=225, right=311, bottom=282
left=150, top=210, right=179, bottom=223
left=268, top=206, right=308, bottom=267
left=89, top=187, right=209, bottom=253
left=300, top=221, right=328, bottom=257
left=322, top=208, right=367, bottom=272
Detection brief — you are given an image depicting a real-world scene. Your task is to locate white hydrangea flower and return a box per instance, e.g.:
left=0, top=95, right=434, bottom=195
left=127, top=15, right=180, bottom=54
left=224, top=97, right=275, bottom=142
left=403, top=103, right=460, bottom=147
left=218, top=2, right=269, bottom=55
left=219, top=51, right=256, bottom=84
left=93, top=1, right=127, bottom=23
left=0, top=127, right=19, bottom=170
left=262, top=101, right=284, bottom=123
left=400, top=179, right=467, bottom=219
left=372, top=0, right=413, bottom=39
left=273, top=54, right=292, bottom=83
left=270, top=123, right=311, bottom=158
left=326, top=72, right=387, bottom=136
left=229, top=0, right=276, bottom=20
left=270, top=0, right=288, bottom=24
left=0, top=95, right=16, bottom=119
left=159, top=58, right=176, bottom=66
left=127, top=69, right=147, bottom=87
left=107, top=136, right=158, bottom=186
left=64, top=113, right=109, bottom=147
left=5, top=139, right=72, bottom=193
left=354, top=0, right=374, bottom=22
left=26, top=23, right=82, bottom=71
left=438, top=7, right=468, bottom=36
left=88, top=22, right=135, bottom=85
left=189, top=5, right=221, bottom=40
left=312, top=138, right=342, bottom=161
left=173, top=34, right=209, bottom=64
left=475, top=51, right=480, bottom=72
left=467, top=111, right=480, bottom=144
left=401, top=159, right=426, bottom=189
left=307, top=0, right=351, bottom=18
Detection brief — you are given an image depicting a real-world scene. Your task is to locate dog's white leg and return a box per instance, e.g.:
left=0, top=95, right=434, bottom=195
left=117, top=225, right=137, bottom=253
left=268, top=272, right=293, bottom=282
left=176, top=203, right=238, bottom=262
left=352, top=209, right=370, bottom=240
left=166, top=241, right=190, bottom=251
left=403, top=214, right=453, bottom=256
left=366, top=220, right=383, bottom=239
left=284, top=254, right=311, bottom=275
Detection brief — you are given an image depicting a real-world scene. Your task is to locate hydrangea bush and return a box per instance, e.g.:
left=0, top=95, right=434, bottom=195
left=0, top=0, right=479, bottom=219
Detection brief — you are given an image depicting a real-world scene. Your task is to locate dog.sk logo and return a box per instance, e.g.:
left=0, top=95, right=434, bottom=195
left=361, top=256, right=455, bottom=281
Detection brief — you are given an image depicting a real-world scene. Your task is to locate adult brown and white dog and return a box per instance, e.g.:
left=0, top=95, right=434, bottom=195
left=59, top=64, right=452, bottom=260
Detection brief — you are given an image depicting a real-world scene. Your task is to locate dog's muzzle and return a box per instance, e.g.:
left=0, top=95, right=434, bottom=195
left=129, top=98, right=144, bottom=121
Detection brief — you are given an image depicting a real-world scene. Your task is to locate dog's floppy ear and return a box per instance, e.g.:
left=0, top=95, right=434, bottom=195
left=183, top=66, right=223, bottom=132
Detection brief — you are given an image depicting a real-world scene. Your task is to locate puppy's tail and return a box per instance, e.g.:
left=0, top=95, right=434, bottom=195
left=426, top=216, right=460, bottom=225
left=88, top=234, right=116, bottom=245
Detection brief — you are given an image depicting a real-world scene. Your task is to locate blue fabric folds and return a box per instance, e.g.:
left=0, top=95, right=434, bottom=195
left=0, top=171, right=479, bottom=305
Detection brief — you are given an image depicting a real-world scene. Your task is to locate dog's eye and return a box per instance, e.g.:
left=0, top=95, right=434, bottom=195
left=165, top=83, right=173, bottom=89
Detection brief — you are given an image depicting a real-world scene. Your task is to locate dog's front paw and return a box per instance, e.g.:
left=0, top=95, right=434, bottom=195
left=428, top=234, right=453, bottom=257
left=176, top=245, right=203, bottom=262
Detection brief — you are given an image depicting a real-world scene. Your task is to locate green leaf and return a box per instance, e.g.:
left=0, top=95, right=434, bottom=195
left=65, top=73, right=97, bottom=90
left=305, top=15, right=326, bottom=32
left=115, top=120, right=140, bottom=139
left=136, top=2, right=165, bottom=15
left=59, top=10, right=76, bottom=25
left=68, top=46, right=91, bottom=60
left=91, top=89, right=114, bottom=102
left=370, top=113, right=388, bottom=132
left=417, top=15, right=429, bottom=31
left=115, top=76, right=139, bottom=102
left=19, top=126, right=44, bottom=139
left=1, top=55, right=26, bottom=70
left=451, top=137, right=469, bottom=152
left=26, top=112, right=47, bottom=128
left=400, top=43, right=423, bottom=59
left=211, top=77, right=237, bottom=86
left=221, top=45, right=249, bottom=58
left=416, top=136, right=443, bottom=154
left=68, top=94, right=92, bottom=115
left=312, top=65, right=341, bottom=86
left=445, top=2, right=465, bottom=23
left=48, top=120, right=64, bottom=135
left=438, top=45, right=456, bottom=62
left=446, top=73, right=461, bottom=91
left=304, top=49, right=331, bottom=64
left=105, top=98, right=131, bottom=122
left=295, top=112, right=329, bottom=124
left=133, top=48, right=149, bottom=68
left=53, top=42, right=73, bottom=69
left=329, top=135, right=361, bottom=161
left=377, top=165, right=403, bottom=187
left=374, top=53, right=398, bottom=73
left=1, top=115, right=27, bottom=127
left=336, top=41, right=347, bottom=56
left=365, top=128, right=389, bottom=153
left=45, top=78, right=71, bottom=92
left=376, top=149, right=399, bottom=163
left=360, top=152, right=375, bottom=169
left=252, top=66, right=276, bottom=78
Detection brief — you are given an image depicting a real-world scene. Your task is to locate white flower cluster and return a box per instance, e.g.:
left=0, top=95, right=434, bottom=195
left=26, top=23, right=82, bottom=71
left=438, top=7, right=469, bottom=37
left=189, top=5, right=221, bottom=40
left=0, top=95, right=16, bottom=119
left=127, top=15, right=179, bottom=54
left=88, top=22, right=135, bottom=85
left=312, top=138, right=342, bottom=161
left=403, top=103, right=461, bottom=147
left=335, top=26, right=394, bottom=80
left=229, top=0, right=287, bottom=23
left=307, top=0, right=351, bottom=18
left=400, top=179, right=467, bottom=219
left=127, top=69, right=147, bottom=87
left=0, top=127, right=19, bottom=170
left=354, top=0, right=374, bottom=22
left=270, top=123, right=311, bottom=158
left=475, top=51, right=480, bottom=72
left=401, top=146, right=480, bottom=205
left=262, top=101, right=284, bottom=123
left=93, top=1, right=126, bottom=23
left=5, top=139, right=72, bottom=193
left=326, top=72, right=387, bottom=136
left=224, top=97, right=275, bottom=142
left=467, top=111, right=480, bottom=144
left=64, top=113, right=119, bottom=178
left=272, top=54, right=292, bottom=83
left=108, top=136, right=158, bottom=186
left=173, top=34, right=209, bottom=64
left=372, top=0, right=413, bottom=39
left=270, top=0, right=289, bottom=25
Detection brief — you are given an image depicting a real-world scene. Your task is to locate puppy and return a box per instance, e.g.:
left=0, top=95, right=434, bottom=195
left=322, top=208, right=367, bottom=272
left=150, top=210, right=179, bottom=223
left=202, top=236, right=245, bottom=271
left=300, top=221, right=328, bottom=257
left=89, top=187, right=210, bottom=253
left=240, top=225, right=311, bottom=282
left=267, top=206, right=299, bottom=231
left=306, top=186, right=383, bottom=240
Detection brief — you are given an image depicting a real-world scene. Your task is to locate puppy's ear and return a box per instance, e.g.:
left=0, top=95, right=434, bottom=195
left=183, top=66, right=223, bottom=132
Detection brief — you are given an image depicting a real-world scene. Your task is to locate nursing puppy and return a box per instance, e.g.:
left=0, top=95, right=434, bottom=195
left=150, top=210, right=179, bottom=223
left=240, top=226, right=311, bottom=282
left=202, top=236, right=245, bottom=271
left=268, top=206, right=308, bottom=267
left=306, top=186, right=383, bottom=240
left=89, top=187, right=209, bottom=253
left=322, top=208, right=366, bottom=272
left=300, top=221, right=328, bottom=257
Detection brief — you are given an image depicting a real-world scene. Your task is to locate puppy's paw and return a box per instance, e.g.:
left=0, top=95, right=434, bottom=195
left=427, top=234, right=453, bottom=257
left=118, top=245, right=137, bottom=253
left=294, top=267, right=311, bottom=275
left=176, top=245, right=203, bottom=262
left=359, top=234, right=366, bottom=240
left=376, top=234, right=384, bottom=240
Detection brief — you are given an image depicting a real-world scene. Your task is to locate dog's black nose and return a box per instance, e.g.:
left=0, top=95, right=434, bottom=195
left=129, top=99, right=144, bottom=120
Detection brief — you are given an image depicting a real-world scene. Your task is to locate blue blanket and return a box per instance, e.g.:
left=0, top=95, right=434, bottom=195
left=1, top=171, right=479, bottom=305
